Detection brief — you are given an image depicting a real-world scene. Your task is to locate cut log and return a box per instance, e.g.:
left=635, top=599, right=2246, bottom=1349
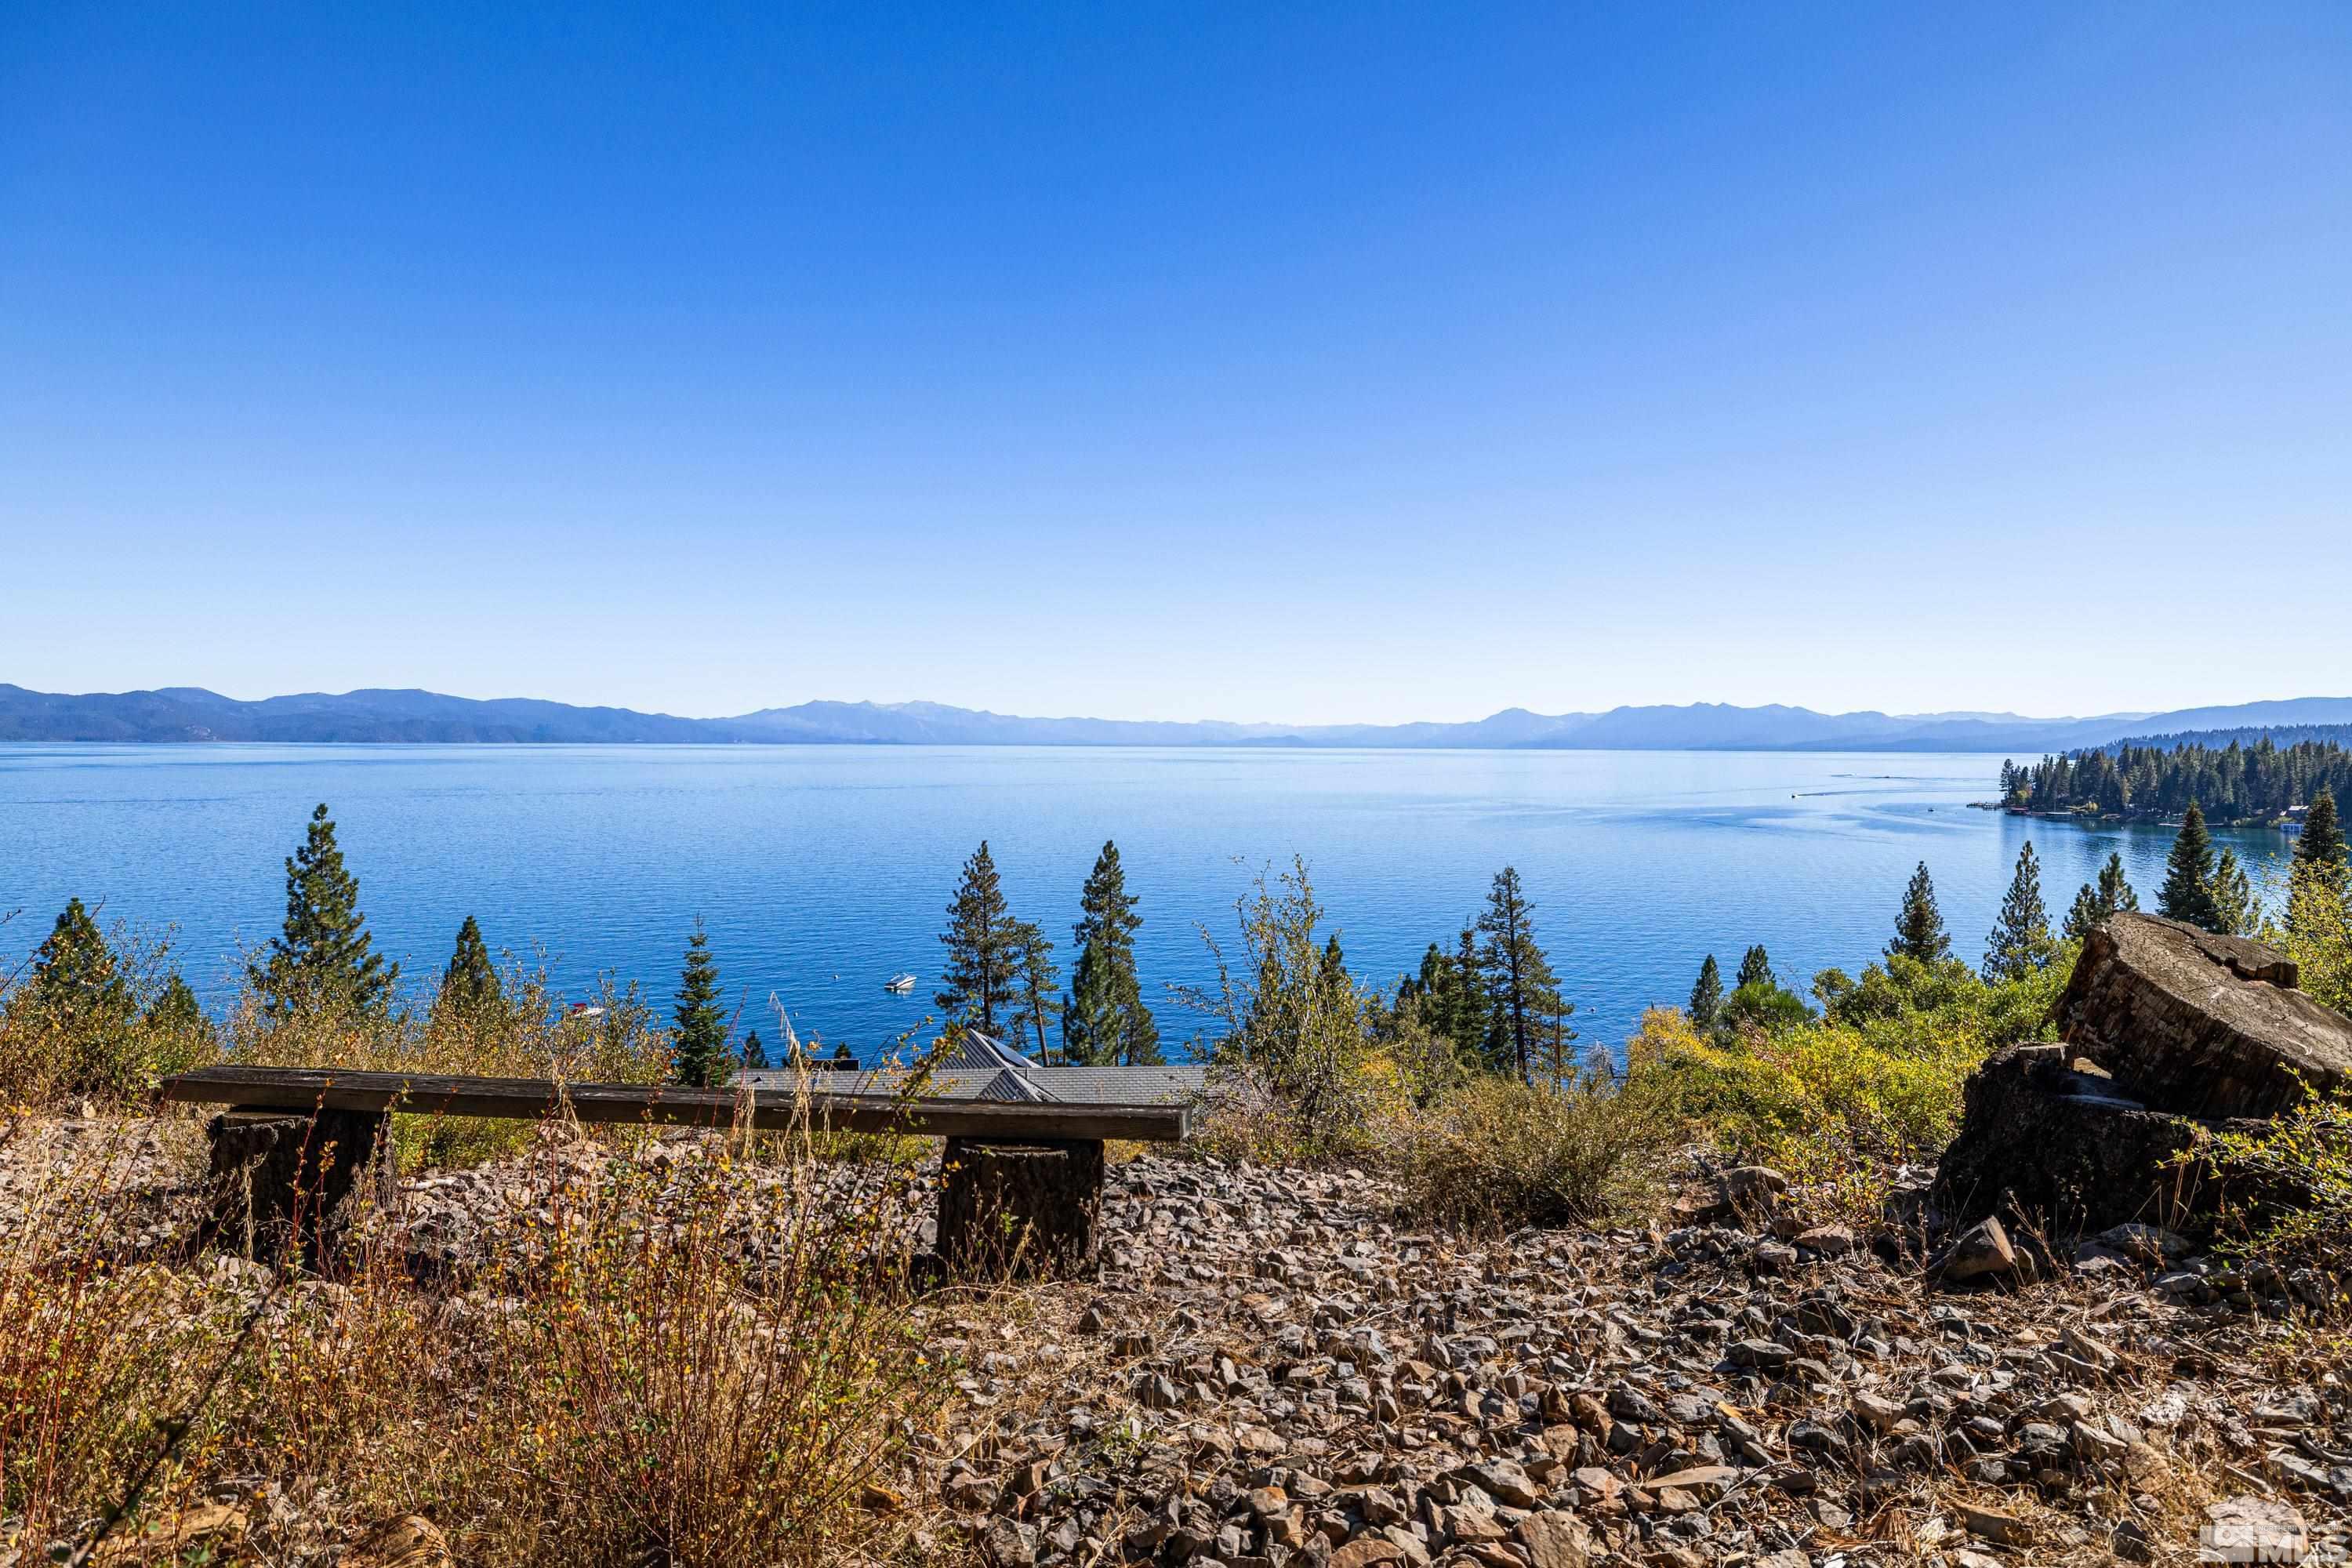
left=2056, top=913, right=2352, bottom=1119
left=935, top=1137, right=1104, bottom=1279
left=205, top=1109, right=394, bottom=1264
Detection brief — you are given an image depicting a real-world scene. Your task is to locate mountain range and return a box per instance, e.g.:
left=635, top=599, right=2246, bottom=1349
left=7, top=684, right=2352, bottom=753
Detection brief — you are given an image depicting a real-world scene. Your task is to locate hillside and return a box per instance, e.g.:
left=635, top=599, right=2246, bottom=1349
left=7, top=683, right=2352, bottom=752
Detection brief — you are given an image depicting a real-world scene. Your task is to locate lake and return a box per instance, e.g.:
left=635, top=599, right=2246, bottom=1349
left=0, top=744, right=2290, bottom=1059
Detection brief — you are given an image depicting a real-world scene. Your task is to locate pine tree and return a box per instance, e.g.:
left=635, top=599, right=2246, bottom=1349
left=1886, top=862, right=1952, bottom=963
left=1734, top=945, right=1775, bottom=991
left=2160, top=803, right=2223, bottom=931
left=1014, top=921, right=1058, bottom=1062
left=671, top=920, right=728, bottom=1087
left=146, top=972, right=211, bottom=1038
left=16, top=897, right=133, bottom=1036
left=1476, top=867, right=1567, bottom=1083
left=2288, top=787, right=2350, bottom=940
left=1687, top=954, right=1723, bottom=1029
left=2210, top=848, right=2259, bottom=938
left=1983, top=840, right=2059, bottom=982
left=435, top=914, right=502, bottom=1020
left=1446, top=927, right=1488, bottom=1058
left=937, top=840, right=1019, bottom=1034
left=1061, top=840, right=1159, bottom=1065
left=741, top=1029, right=769, bottom=1070
left=2300, top=787, right=2349, bottom=873
left=251, top=804, right=397, bottom=1018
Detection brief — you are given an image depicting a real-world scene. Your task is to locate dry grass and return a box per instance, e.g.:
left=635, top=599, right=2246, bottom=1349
left=1396, top=1068, right=1674, bottom=1231
left=0, top=1091, right=949, bottom=1567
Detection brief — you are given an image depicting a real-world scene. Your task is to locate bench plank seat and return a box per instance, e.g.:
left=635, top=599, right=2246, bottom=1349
left=160, top=1065, right=1188, bottom=1142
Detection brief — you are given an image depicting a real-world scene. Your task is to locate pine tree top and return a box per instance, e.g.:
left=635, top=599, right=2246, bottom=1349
left=2299, top=787, right=2347, bottom=869
left=1887, top=862, right=1952, bottom=963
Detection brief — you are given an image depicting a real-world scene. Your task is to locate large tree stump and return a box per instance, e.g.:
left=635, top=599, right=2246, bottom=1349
left=205, top=1109, right=394, bottom=1265
left=935, top=1137, right=1104, bottom=1280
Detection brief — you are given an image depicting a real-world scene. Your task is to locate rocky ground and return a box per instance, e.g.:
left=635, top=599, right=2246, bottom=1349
left=909, top=1154, right=2347, bottom=1568
left=4, top=1117, right=2344, bottom=1567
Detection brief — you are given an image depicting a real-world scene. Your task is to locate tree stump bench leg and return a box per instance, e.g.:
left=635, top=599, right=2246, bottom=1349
left=205, top=1109, right=394, bottom=1265
left=935, top=1137, right=1105, bottom=1280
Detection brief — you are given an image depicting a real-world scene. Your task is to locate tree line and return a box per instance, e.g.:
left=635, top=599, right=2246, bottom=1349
left=1999, top=736, right=2352, bottom=823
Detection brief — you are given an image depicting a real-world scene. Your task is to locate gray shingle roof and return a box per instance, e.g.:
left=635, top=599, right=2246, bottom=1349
left=738, top=1031, right=1203, bottom=1107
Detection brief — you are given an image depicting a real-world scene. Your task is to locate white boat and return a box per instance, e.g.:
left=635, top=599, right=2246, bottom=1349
left=885, top=972, right=916, bottom=993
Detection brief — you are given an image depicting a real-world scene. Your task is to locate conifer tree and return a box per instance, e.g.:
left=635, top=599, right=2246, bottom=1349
left=1687, top=954, right=1723, bottom=1029
left=1983, top=840, right=2059, bottom=982
left=1476, top=867, right=1567, bottom=1083
left=671, top=920, right=728, bottom=1087
left=937, top=840, right=1019, bottom=1034
left=16, top=897, right=133, bottom=1036
left=830, top=1040, right=857, bottom=1068
left=435, top=914, right=502, bottom=1020
left=1886, top=862, right=1952, bottom=963
left=1448, top=927, right=1487, bottom=1057
left=741, top=1029, right=768, bottom=1070
left=250, top=804, right=397, bottom=1018
left=146, top=972, right=211, bottom=1038
left=1061, top=840, right=1160, bottom=1065
left=1734, top=945, right=1775, bottom=991
left=1014, top=921, right=1058, bottom=1062
left=2210, top=848, right=2259, bottom=938
left=2063, top=851, right=2142, bottom=942
left=2289, top=787, right=2350, bottom=939
left=2299, top=787, right=2349, bottom=873
left=2160, top=803, right=2223, bottom=931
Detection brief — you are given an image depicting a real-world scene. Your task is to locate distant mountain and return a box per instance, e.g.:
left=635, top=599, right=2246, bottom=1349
left=5, top=684, right=2350, bottom=752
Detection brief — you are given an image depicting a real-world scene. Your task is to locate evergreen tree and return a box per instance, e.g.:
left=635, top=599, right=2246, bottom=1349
left=1446, top=927, right=1488, bottom=1058
left=1734, top=945, right=1775, bottom=991
left=2289, top=787, right=2350, bottom=939
left=1687, top=954, right=1723, bottom=1029
left=146, top=972, right=211, bottom=1039
left=1014, top=921, right=1058, bottom=1062
left=435, top=914, right=502, bottom=1020
left=1983, top=840, right=2059, bottom=982
left=2159, top=803, right=2223, bottom=931
left=741, top=1029, right=769, bottom=1070
left=937, top=840, right=1019, bottom=1034
left=1060, top=840, right=1160, bottom=1066
left=2076, top=851, right=2141, bottom=935
left=1319, top=933, right=1348, bottom=991
left=1886, top=862, right=1952, bottom=963
left=250, top=804, right=397, bottom=1018
left=1475, top=867, right=1569, bottom=1083
left=2300, top=786, right=2349, bottom=872
left=2210, top=848, right=2259, bottom=938
left=16, top=897, right=132, bottom=1036
left=831, top=1041, right=857, bottom=1068
left=671, top=920, right=728, bottom=1087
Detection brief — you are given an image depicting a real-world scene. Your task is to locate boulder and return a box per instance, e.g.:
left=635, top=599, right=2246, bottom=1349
left=1930, top=916, right=2352, bottom=1238
left=2055, top=913, right=2352, bottom=1118
left=1928, top=1045, right=2227, bottom=1234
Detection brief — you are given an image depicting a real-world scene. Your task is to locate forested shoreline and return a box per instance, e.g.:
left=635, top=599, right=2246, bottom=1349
left=1998, top=735, right=2352, bottom=824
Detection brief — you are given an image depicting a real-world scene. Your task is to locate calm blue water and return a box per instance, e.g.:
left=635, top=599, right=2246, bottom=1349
left=0, top=745, right=2292, bottom=1058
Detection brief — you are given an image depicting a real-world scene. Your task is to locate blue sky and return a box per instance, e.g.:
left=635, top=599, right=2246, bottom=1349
left=3, top=4, right=2347, bottom=724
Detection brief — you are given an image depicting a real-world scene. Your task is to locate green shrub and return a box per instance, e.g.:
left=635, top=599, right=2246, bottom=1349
left=1399, top=1070, right=1673, bottom=1231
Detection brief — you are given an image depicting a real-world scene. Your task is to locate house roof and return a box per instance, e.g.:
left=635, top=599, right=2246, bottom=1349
left=738, top=1031, right=1203, bottom=1108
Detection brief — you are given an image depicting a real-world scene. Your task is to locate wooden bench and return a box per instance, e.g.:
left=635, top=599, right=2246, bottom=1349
left=159, top=1065, right=1189, bottom=1278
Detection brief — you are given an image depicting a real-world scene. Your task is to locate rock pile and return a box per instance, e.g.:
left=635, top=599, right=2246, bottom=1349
left=1930, top=913, right=2352, bottom=1237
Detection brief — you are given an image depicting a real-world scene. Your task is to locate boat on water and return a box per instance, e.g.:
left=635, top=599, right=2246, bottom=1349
left=885, top=972, right=916, bottom=993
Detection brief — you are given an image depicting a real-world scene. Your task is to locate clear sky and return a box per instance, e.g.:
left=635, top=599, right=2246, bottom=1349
left=4, top=5, right=2347, bottom=724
